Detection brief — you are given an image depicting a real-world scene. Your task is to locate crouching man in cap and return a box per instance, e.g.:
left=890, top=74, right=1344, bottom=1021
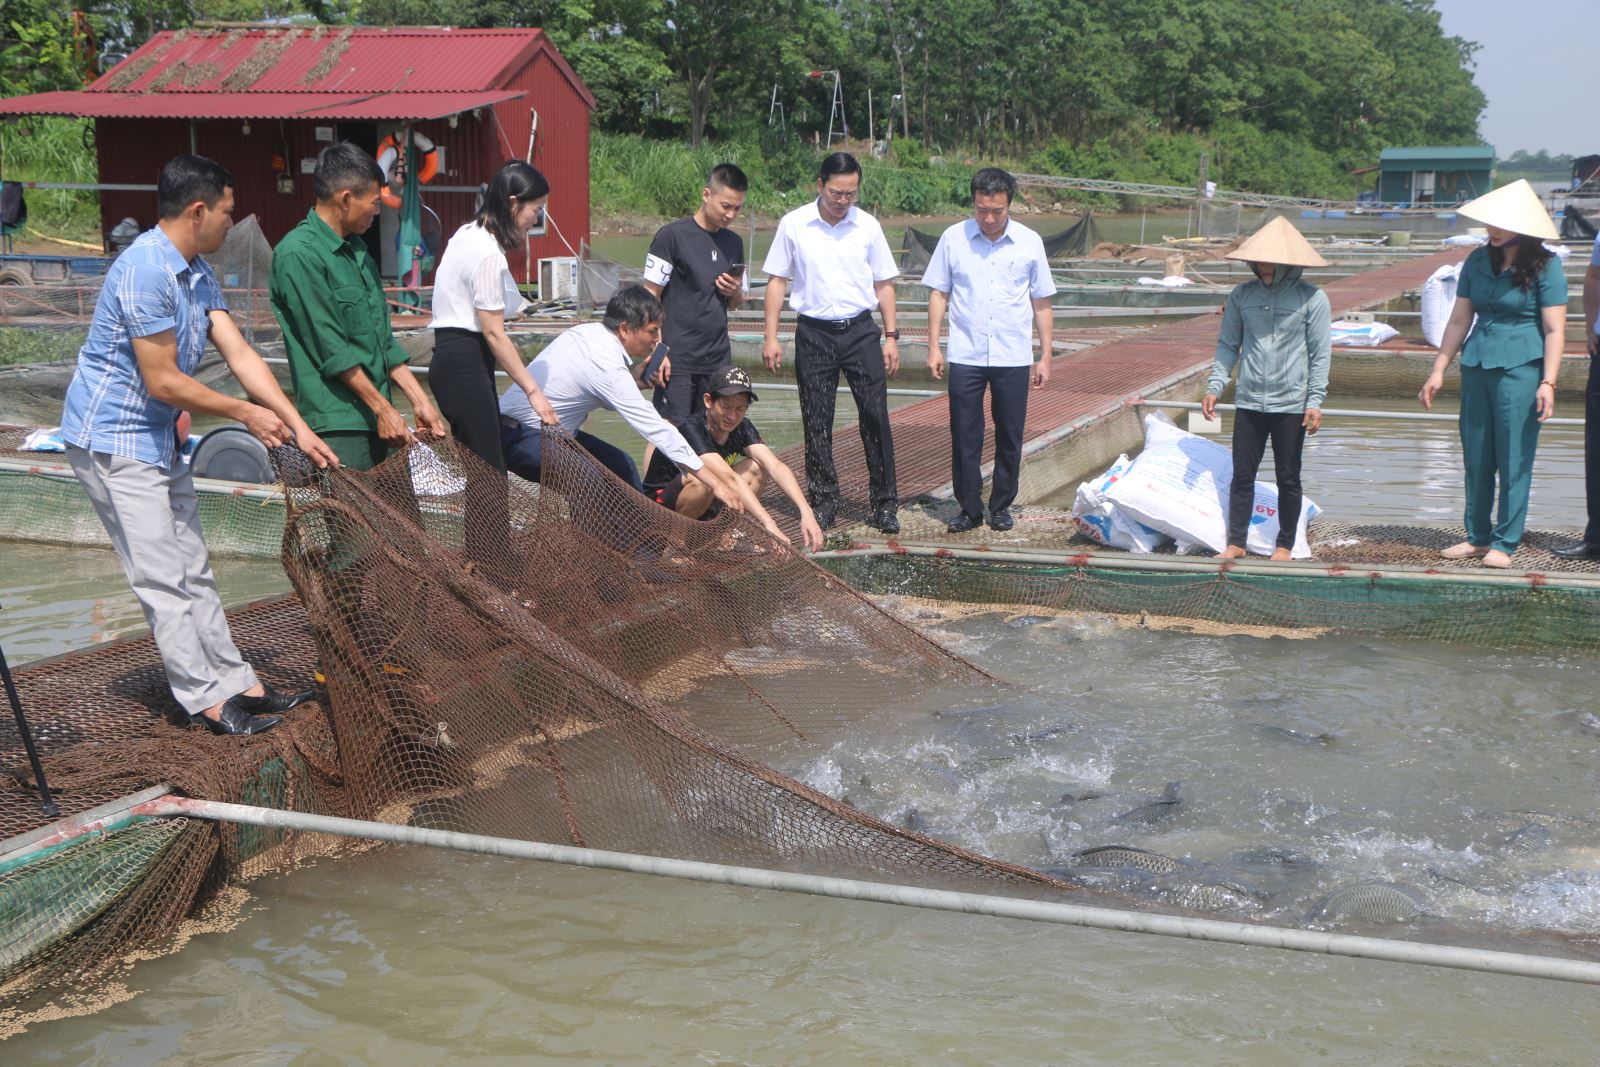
left=642, top=365, right=825, bottom=551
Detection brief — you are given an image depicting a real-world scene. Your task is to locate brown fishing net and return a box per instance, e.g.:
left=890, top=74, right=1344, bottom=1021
left=0, top=431, right=1071, bottom=1035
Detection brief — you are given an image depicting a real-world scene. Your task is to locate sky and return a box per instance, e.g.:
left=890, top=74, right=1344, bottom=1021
left=1432, top=0, right=1596, bottom=157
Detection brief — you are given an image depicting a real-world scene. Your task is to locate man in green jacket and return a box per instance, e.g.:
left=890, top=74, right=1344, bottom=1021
left=1201, top=217, right=1331, bottom=560
left=270, top=141, right=444, bottom=470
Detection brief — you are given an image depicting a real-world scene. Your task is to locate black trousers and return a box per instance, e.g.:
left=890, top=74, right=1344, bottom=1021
left=1585, top=357, right=1600, bottom=543
left=948, top=362, right=1030, bottom=518
left=1228, top=408, right=1306, bottom=550
left=652, top=364, right=719, bottom=425
left=429, top=328, right=510, bottom=569
left=794, top=318, right=897, bottom=512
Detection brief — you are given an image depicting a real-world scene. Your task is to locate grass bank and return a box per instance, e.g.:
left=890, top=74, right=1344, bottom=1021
left=0, top=117, right=101, bottom=243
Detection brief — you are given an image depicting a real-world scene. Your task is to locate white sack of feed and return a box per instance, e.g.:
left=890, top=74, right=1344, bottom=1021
left=1105, top=414, right=1319, bottom=558
left=1071, top=453, right=1171, bottom=552
left=1421, top=262, right=1463, bottom=348
left=1329, top=320, right=1399, bottom=346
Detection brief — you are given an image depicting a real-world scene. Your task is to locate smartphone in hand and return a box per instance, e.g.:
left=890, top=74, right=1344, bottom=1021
left=639, top=341, right=670, bottom=383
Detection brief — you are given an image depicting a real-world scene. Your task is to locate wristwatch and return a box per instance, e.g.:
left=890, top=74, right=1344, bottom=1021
left=883, top=330, right=900, bottom=340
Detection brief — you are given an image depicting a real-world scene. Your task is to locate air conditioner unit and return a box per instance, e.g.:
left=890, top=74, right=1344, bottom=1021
left=538, top=256, right=579, bottom=302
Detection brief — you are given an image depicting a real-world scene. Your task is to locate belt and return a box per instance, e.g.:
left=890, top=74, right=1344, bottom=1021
left=797, top=310, right=874, bottom=332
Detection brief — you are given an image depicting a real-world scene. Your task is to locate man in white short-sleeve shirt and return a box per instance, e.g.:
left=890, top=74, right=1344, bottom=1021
left=1555, top=235, right=1600, bottom=558
left=761, top=152, right=902, bottom=533
left=922, top=167, right=1056, bottom=533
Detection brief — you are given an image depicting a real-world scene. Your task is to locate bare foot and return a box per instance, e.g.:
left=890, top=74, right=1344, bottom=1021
left=1270, top=547, right=1292, bottom=561
left=1219, top=545, right=1247, bottom=559
left=1440, top=541, right=1488, bottom=560
left=1481, top=549, right=1513, bottom=568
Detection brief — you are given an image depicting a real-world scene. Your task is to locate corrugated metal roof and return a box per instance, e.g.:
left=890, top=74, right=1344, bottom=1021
left=0, top=26, right=594, bottom=121
left=0, top=88, right=524, bottom=121
left=1379, top=146, right=1496, bottom=165
left=91, top=27, right=542, bottom=95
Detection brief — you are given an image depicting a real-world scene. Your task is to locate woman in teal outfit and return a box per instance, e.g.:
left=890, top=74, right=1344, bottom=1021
left=1420, top=180, right=1567, bottom=568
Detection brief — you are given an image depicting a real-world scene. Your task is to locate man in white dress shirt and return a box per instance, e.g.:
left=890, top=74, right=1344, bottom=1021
left=500, top=286, right=750, bottom=522
left=761, top=153, right=902, bottom=534
left=923, top=167, right=1055, bottom=533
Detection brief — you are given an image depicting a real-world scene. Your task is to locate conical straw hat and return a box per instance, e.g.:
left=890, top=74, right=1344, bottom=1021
left=1457, top=179, right=1558, bottom=240
left=1224, top=217, right=1328, bottom=268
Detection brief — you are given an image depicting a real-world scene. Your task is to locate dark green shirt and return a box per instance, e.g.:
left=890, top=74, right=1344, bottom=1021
left=1455, top=245, right=1568, bottom=370
left=270, top=209, right=409, bottom=434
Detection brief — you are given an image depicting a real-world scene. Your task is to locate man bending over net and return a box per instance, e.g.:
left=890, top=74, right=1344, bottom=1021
left=498, top=287, right=788, bottom=543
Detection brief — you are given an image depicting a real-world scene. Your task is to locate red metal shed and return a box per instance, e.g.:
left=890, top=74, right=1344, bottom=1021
left=0, top=26, right=594, bottom=282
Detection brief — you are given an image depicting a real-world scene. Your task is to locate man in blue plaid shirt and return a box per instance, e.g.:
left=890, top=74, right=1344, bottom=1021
left=62, top=154, right=338, bottom=736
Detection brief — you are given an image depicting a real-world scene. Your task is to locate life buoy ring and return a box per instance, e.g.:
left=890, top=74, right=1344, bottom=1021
left=377, top=130, right=438, bottom=209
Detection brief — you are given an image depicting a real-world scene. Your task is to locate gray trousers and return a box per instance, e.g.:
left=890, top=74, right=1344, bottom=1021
left=68, top=446, right=258, bottom=716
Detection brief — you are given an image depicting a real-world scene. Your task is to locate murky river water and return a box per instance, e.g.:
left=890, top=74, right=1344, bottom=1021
left=4, top=370, right=1598, bottom=1059
left=4, top=567, right=1599, bottom=1062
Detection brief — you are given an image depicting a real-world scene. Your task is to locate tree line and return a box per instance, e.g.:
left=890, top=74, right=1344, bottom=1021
left=5, top=0, right=1487, bottom=202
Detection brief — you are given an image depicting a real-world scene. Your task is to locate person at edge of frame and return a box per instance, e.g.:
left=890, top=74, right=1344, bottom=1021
left=60, top=154, right=338, bottom=736
left=1552, top=230, right=1600, bottom=559
left=641, top=364, right=825, bottom=551
left=270, top=141, right=445, bottom=471
left=1201, top=216, right=1331, bottom=561
left=922, top=166, right=1056, bottom=534
left=761, top=152, right=902, bottom=534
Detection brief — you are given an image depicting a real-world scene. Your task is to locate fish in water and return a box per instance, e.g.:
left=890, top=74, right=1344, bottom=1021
left=1005, top=614, right=1056, bottom=629
left=1009, top=723, right=1074, bottom=746
left=1247, top=723, right=1336, bottom=746
left=1494, top=822, right=1554, bottom=857
left=1112, top=782, right=1183, bottom=826
left=901, top=808, right=929, bottom=833
left=1231, top=845, right=1317, bottom=869
left=1308, top=882, right=1427, bottom=924
left=1071, top=845, right=1182, bottom=875
left=1155, top=877, right=1270, bottom=914
left=1055, top=790, right=1108, bottom=807
left=912, top=761, right=964, bottom=793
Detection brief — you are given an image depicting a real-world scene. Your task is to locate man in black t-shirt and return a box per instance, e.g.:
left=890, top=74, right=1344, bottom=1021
left=641, top=163, right=748, bottom=425
left=644, top=365, right=825, bottom=551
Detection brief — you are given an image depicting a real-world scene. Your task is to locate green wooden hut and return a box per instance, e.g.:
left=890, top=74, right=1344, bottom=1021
left=1377, top=146, right=1495, bottom=205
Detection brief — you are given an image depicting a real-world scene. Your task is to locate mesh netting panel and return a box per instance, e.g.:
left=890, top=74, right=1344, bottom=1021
left=0, top=428, right=288, bottom=558
left=822, top=552, right=1600, bottom=651
left=0, top=432, right=1082, bottom=1031
left=0, top=597, right=348, bottom=1033
left=273, top=431, right=1059, bottom=888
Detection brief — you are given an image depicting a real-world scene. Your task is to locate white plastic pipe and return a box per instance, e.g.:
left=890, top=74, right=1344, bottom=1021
left=134, top=796, right=1600, bottom=986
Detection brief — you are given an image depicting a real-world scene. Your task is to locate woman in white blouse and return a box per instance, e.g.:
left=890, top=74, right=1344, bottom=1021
left=430, top=161, right=559, bottom=461
left=427, top=160, right=558, bottom=569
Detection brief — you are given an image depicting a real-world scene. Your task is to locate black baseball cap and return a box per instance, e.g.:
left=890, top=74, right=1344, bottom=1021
left=708, top=365, right=758, bottom=402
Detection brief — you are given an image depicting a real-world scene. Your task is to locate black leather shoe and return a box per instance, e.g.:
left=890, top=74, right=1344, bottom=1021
left=196, top=700, right=283, bottom=736
left=988, top=508, right=1015, bottom=532
left=1548, top=537, right=1600, bottom=563
left=873, top=507, right=901, bottom=535
left=231, top=687, right=316, bottom=714
left=947, top=513, right=983, bottom=533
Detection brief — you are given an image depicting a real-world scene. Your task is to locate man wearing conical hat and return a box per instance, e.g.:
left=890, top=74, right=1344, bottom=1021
left=1201, top=217, right=1331, bottom=560
left=1419, top=179, right=1567, bottom=568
